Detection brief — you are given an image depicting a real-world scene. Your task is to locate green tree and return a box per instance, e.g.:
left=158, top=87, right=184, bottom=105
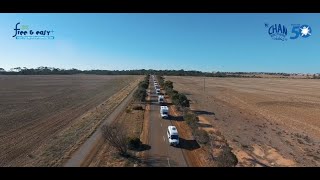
left=134, top=87, right=147, bottom=102
left=172, top=93, right=189, bottom=108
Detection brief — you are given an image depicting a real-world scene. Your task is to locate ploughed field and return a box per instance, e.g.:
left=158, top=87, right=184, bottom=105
left=166, top=76, right=320, bottom=167
left=0, top=75, right=140, bottom=166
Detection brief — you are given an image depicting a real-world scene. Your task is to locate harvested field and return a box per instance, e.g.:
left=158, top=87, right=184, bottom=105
left=166, top=76, right=320, bottom=167
left=0, top=75, right=141, bottom=166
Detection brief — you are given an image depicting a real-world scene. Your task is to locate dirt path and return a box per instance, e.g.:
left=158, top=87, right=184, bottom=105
left=63, top=78, right=142, bottom=167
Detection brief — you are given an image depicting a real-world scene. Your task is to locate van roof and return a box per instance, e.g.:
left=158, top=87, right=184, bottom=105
left=168, top=126, right=178, bottom=134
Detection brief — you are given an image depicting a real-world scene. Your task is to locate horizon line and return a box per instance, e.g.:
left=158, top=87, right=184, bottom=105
left=1, top=66, right=318, bottom=75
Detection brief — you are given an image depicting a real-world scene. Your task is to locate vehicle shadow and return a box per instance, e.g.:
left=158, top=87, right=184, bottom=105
left=169, top=115, right=184, bottom=121
left=243, top=158, right=269, bottom=167
left=178, top=138, right=200, bottom=150
left=142, top=156, right=171, bottom=167
left=149, top=94, right=159, bottom=98
left=197, top=123, right=212, bottom=128
left=192, top=110, right=215, bottom=115
left=140, top=144, right=151, bottom=151
left=146, top=99, right=156, bottom=104
left=132, top=144, right=151, bottom=152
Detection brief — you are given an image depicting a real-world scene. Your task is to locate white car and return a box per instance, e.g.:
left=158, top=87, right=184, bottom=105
left=167, top=126, right=179, bottom=146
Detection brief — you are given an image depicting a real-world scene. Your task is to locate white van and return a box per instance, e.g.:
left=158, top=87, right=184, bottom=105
left=160, top=105, right=169, bottom=118
left=156, top=88, right=160, bottom=95
left=167, top=126, right=179, bottom=146
left=158, top=95, right=164, bottom=104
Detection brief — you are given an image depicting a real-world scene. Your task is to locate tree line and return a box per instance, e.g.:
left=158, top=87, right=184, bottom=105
left=0, top=66, right=316, bottom=78
left=0, top=67, right=225, bottom=76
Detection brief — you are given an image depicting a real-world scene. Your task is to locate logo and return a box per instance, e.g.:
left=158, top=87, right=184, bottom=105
left=13, top=22, right=55, bottom=40
left=265, top=23, right=312, bottom=41
left=266, top=24, right=288, bottom=41
left=290, top=24, right=312, bottom=39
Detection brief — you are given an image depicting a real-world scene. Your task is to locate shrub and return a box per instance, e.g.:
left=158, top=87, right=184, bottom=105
left=134, top=87, right=147, bottom=102
left=139, top=81, right=148, bottom=89
left=127, top=137, right=142, bottom=151
left=132, top=105, right=143, bottom=110
left=172, top=93, right=189, bottom=108
left=125, top=108, right=132, bottom=113
left=194, top=129, right=210, bottom=144
left=165, top=88, right=178, bottom=97
left=101, top=123, right=128, bottom=156
left=157, top=76, right=165, bottom=87
left=164, top=81, right=173, bottom=90
left=184, top=113, right=199, bottom=130
left=215, top=146, right=238, bottom=167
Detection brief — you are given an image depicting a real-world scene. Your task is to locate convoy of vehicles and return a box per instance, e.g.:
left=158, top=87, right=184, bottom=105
left=151, top=75, right=179, bottom=147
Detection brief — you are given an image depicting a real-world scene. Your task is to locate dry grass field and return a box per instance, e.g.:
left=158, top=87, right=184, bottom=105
left=0, top=75, right=141, bottom=166
left=166, top=76, right=320, bottom=167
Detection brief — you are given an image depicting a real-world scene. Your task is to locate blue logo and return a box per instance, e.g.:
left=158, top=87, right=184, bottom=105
left=300, top=25, right=312, bottom=38
left=290, top=24, right=312, bottom=39
left=13, top=22, right=55, bottom=40
left=267, top=24, right=288, bottom=41
left=266, top=23, right=312, bottom=41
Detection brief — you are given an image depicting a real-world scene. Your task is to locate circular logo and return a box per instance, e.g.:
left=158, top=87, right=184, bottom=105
left=300, top=25, right=312, bottom=38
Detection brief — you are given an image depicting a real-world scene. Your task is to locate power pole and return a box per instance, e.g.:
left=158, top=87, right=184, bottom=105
left=204, top=76, right=206, bottom=102
left=204, top=77, right=205, bottom=92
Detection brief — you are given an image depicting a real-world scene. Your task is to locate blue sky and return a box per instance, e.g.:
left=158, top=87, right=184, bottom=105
left=0, top=13, right=319, bottom=73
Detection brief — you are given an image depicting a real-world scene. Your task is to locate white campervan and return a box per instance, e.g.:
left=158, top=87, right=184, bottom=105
left=158, top=95, right=164, bottom=104
left=167, top=126, right=179, bottom=146
left=160, top=105, right=169, bottom=118
left=156, top=88, right=160, bottom=95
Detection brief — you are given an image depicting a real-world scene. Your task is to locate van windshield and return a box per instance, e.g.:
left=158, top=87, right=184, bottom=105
left=171, top=135, right=179, bottom=140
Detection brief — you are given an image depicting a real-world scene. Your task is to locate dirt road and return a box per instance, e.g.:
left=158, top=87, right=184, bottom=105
left=145, top=77, right=188, bottom=167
